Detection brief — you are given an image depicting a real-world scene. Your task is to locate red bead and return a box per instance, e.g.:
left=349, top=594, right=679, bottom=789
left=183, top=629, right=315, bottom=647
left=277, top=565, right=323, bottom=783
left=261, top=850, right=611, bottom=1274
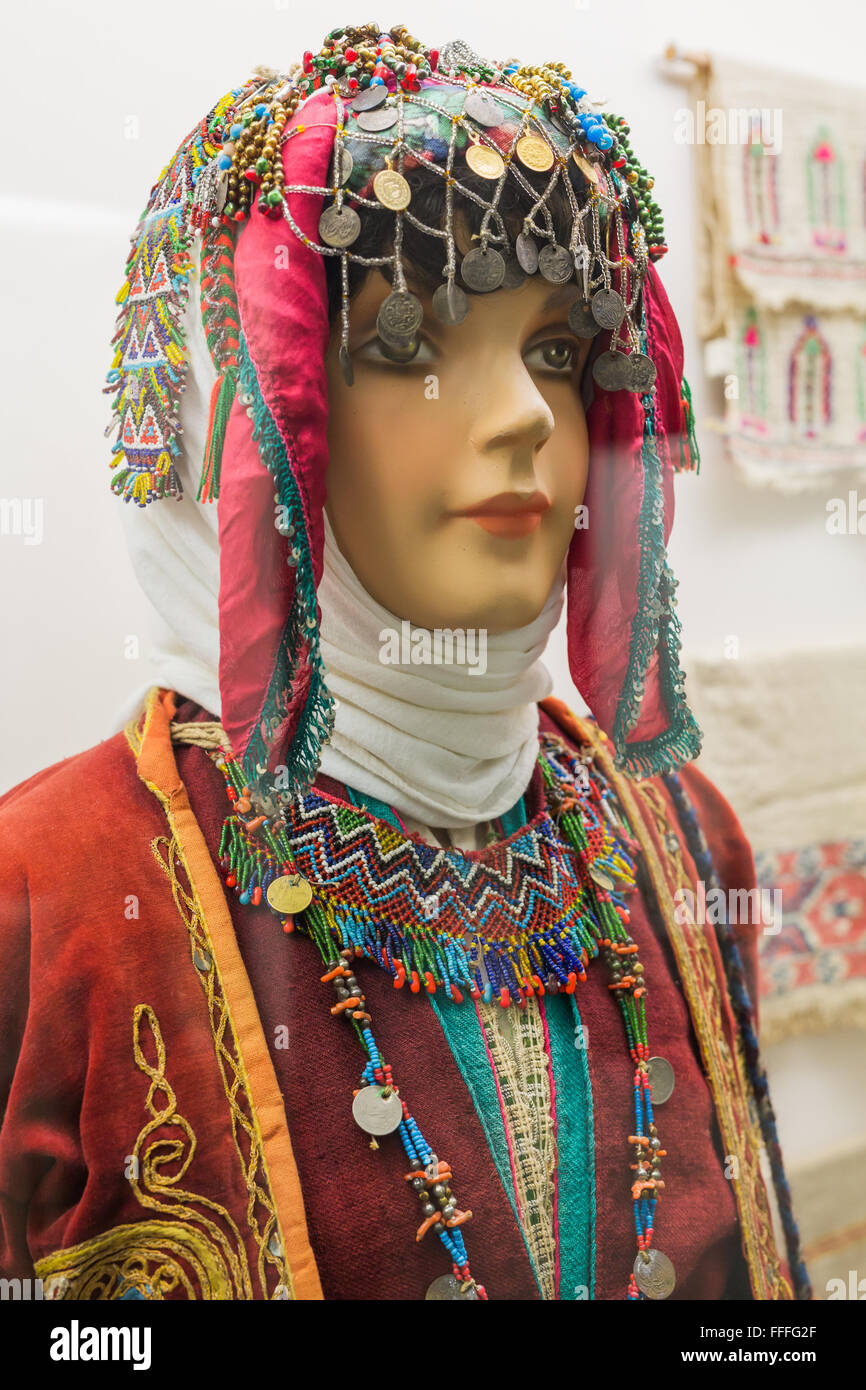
left=344, top=46, right=357, bottom=61
left=430, top=48, right=439, bottom=67
left=302, top=50, right=312, bottom=71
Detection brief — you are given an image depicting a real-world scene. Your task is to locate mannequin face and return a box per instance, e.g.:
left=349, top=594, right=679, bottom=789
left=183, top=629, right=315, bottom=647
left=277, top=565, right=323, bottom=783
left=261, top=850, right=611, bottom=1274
left=324, top=254, right=593, bottom=634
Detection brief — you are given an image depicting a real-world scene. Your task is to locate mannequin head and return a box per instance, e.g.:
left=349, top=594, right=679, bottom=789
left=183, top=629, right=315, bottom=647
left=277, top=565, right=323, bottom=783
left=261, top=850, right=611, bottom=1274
left=323, top=164, right=595, bottom=634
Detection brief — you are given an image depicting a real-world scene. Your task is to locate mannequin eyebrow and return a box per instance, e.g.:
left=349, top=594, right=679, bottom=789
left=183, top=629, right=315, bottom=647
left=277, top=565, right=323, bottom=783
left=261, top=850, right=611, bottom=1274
left=539, top=284, right=582, bottom=313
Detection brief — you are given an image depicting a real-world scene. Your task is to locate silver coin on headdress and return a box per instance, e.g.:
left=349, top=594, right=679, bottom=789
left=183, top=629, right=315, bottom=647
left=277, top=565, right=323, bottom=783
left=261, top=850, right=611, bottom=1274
left=377, top=290, right=424, bottom=345
left=592, top=349, right=633, bottom=391
left=330, top=146, right=354, bottom=186
left=318, top=202, right=361, bottom=248
left=568, top=298, right=601, bottom=339
left=591, top=287, right=625, bottom=329
left=515, top=232, right=539, bottom=274
left=460, top=246, right=506, bottom=292
left=356, top=105, right=398, bottom=132
left=538, top=243, right=573, bottom=284
left=350, top=83, right=388, bottom=112
left=432, top=279, right=470, bottom=325
left=501, top=250, right=527, bottom=289
left=628, top=353, right=657, bottom=393
left=464, top=88, right=502, bottom=126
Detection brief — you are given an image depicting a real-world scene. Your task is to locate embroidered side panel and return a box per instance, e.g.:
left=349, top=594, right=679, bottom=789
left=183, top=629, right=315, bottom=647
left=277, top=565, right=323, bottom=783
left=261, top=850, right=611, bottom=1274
left=476, top=999, right=558, bottom=1298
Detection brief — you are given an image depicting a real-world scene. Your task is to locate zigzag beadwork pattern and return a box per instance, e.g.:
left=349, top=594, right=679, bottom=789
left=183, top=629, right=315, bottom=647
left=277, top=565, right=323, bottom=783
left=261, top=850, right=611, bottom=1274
left=216, top=731, right=640, bottom=1006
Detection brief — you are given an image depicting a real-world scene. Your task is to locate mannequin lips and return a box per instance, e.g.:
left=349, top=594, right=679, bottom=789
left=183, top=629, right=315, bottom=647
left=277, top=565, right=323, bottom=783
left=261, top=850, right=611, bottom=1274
left=453, top=490, right=551, bottom=539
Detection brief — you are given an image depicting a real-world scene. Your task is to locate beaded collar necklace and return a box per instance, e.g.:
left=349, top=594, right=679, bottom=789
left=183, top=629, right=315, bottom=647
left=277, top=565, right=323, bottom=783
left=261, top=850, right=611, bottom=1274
left=207, top=727, right=677, bottom=1301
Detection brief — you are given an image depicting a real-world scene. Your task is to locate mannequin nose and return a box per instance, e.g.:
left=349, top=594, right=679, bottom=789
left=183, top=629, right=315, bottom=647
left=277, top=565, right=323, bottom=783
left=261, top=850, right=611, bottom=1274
left=468, top=358, right=555, bottom=459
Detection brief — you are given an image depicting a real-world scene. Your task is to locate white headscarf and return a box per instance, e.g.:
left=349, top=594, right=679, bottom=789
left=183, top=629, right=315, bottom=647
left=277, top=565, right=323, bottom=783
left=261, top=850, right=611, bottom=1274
left=115, top=245, right=564, bottom=837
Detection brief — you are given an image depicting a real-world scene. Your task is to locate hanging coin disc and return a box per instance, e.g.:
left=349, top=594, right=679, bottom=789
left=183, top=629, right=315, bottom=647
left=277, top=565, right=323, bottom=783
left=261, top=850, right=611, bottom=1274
left=628, top=352, right=657, bottom=394
left=465, top=139, right=505, bottom=181
left=352, top=1084, right=404, bottom=1136
left=592, top=350, right=632, bottom=391
left=425, top=1273, right=480, bottom=1300
left=516, top=133, right=554, bottom=171
left=633, top=1248, right=676, bottom=1300
left=591, top=286, right=626, bottom=330
left=571, top=149, right=600, bottom=185
left=356, top=105, right=398, bottom=132
left=331, top=146, right=354, bottom=186
left=351, top=83, right=388, bottom=112
left=373, top=167, right=411, bottom=210
left=318, top=202, right=361, bottom=248
left=647, top=1055, right=675, bottom=1105
left=538, top=243, right=574, bottom=284
left=589, top=863, right=615, bottom=892
left=460, top=246, right=506, bottom=292
left=515, top=232, right=539, bottom=274
left=377, top=290, right=424, bottom=345
left=432, top=280, right=469, bottom=325
left=339, top=344, right=354, bottom=387
left=266, top=873, right=313, bottom=915
left=568, top=298, right=601, bottom=339
left=501, top=251, right=527, bottom=289
left=464, top=88, right=502, bottom=125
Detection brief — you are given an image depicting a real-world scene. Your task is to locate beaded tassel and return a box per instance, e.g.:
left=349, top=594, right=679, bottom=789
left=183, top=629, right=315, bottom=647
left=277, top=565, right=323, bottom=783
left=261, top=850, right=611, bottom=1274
left=539, top=746, right=666, bottom=1298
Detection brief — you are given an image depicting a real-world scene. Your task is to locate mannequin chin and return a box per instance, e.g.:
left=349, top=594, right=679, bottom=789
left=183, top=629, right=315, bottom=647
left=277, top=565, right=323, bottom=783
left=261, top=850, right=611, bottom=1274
left=324, top=265, right=592, bottom=635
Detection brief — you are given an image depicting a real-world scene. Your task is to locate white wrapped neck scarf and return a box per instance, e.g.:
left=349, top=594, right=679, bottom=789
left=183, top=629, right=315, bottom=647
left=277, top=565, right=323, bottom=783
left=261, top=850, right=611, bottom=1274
left=317, top=509, right=565, bottom=844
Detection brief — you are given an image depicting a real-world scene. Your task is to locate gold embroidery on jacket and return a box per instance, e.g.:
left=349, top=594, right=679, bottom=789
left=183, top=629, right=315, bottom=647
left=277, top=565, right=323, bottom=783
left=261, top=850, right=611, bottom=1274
left=149, top=832, right=292, bottom=1299
left=33, top=1005, right=249, bottom=1300
left=35, top=1220, right=234, bottom=1300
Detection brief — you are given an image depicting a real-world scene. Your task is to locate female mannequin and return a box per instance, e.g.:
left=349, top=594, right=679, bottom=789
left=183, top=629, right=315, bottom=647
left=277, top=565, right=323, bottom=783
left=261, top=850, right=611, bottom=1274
left=0, top=23, right=809, bottom=1302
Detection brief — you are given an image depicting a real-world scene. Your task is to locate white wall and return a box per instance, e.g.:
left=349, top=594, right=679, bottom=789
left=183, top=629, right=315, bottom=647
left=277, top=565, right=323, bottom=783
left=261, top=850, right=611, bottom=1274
left=2, top=0, right=863, bottom=792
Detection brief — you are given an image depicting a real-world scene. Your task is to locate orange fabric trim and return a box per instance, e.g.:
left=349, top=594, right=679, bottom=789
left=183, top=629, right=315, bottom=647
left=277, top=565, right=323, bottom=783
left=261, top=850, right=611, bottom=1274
left=134, top=687, right=323, bottom=1300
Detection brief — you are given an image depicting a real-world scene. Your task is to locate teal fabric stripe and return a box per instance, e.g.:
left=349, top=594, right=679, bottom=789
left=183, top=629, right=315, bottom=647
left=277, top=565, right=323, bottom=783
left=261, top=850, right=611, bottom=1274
left=345, top=785, right=404, bottom=833
left=428, top=993, right=543, bottom=1293
left=429, top=992, right=596, bottom=1299
left=347, top=785, right=528, bottom=841
left=498, top=794, right=527, bottom=838
left=546, top=993, right=597, bottom=1300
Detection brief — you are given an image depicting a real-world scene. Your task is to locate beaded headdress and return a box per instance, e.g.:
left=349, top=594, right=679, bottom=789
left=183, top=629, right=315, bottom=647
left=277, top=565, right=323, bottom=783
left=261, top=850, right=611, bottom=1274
left=106, top=22, right=703, bottom=796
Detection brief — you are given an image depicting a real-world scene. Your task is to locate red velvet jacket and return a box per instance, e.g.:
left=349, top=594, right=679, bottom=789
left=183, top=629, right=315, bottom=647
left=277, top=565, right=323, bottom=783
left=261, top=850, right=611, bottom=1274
left=0, top=688, right=791, bottom=1300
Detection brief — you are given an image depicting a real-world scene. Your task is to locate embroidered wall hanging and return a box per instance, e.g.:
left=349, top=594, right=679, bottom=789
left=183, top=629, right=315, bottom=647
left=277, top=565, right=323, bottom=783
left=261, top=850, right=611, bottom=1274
left=687, top=55, right=866, bottom=491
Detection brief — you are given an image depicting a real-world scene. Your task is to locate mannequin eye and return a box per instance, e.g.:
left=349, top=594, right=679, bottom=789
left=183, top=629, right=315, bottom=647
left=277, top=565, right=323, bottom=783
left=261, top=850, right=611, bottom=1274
left=354, top=334, right=438, bottom=367
left=523, top=337, right=581, bottom=376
